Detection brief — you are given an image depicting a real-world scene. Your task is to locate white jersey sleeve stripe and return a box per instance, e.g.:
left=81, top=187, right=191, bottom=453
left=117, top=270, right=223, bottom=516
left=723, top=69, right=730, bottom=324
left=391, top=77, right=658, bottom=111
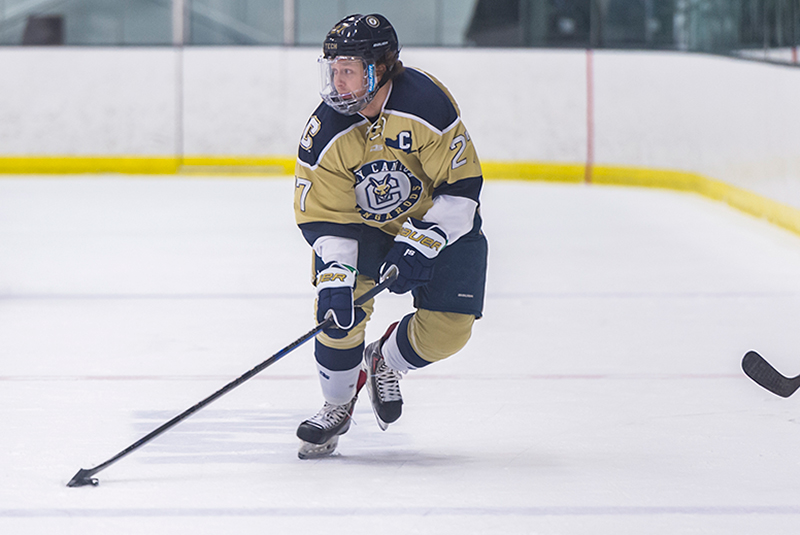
left=422, top=194, right=477, bottom=244
left=312, top=235, right=359, bottom=268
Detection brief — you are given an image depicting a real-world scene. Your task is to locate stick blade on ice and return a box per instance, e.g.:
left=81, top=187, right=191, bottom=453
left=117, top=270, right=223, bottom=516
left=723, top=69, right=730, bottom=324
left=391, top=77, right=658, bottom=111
left=742, top=350, right=800, bottom=398
left=67, top=468, right=99, bottom=487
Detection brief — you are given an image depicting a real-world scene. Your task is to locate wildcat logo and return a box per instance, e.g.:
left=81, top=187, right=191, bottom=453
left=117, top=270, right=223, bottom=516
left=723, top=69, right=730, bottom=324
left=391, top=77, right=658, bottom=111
left=354, top=160, right=422, bottom=223
left=370, top=176, right=396, bottom=200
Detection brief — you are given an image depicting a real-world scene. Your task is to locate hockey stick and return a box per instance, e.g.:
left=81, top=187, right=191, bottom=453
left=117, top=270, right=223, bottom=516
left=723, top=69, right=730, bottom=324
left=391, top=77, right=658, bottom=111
left=742, top=350, right=800, bottom=398
left=67, top=267, right=398, bottom=487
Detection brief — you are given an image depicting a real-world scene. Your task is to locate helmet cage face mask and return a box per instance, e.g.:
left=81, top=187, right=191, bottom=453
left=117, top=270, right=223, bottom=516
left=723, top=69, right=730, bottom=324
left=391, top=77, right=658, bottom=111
left=318, top=55, right=378, bottom=116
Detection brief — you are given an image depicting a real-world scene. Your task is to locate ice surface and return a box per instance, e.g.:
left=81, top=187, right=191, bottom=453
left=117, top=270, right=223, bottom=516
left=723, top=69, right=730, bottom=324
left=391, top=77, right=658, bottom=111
left=1, top=176, right=800, bottom=534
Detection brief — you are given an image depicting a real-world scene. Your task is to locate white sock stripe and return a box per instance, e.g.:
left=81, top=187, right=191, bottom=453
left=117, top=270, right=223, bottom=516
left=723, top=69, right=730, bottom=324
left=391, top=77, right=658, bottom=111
left=316, top=363, right=361, bottom=405
left=382, top=323, right=416, bottom=373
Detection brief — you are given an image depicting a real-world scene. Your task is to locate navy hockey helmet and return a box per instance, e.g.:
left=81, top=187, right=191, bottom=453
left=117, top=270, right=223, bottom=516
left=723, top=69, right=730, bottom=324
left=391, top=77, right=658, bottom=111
left=318, top=14, right=400, bottom=115
left=322, top=13, right=399, bottom=63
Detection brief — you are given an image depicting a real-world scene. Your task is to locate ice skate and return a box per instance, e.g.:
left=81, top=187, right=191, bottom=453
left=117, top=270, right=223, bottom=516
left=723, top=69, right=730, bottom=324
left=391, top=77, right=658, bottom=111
left=296, top=370, right=365, bottom=459
left=363, top=322, right=403, bottom=430
left=296, top=396, right=357, bottom=459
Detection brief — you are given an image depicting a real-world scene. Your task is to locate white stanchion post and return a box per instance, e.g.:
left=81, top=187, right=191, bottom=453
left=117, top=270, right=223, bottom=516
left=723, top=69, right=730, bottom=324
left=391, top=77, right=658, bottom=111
left=283, top=0, right=295, bottom=46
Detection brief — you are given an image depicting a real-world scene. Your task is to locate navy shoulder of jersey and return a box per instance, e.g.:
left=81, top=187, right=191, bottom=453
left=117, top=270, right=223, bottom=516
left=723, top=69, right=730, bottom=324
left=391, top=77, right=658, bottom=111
left=385, top=68, right=459, bottom=132
left=298, top=101, right=365, bottom=167
left=433, top=176, right=483, bottom=203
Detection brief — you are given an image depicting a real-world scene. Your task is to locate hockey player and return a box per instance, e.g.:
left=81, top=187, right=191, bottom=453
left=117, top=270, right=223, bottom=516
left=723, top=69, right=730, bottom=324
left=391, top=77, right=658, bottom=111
left=293, top=13, right=488, bottom=459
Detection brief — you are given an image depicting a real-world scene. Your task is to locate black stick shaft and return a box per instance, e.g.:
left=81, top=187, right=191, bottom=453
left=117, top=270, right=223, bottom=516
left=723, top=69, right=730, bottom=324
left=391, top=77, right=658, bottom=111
left=68, top=269, right=397, bottom=486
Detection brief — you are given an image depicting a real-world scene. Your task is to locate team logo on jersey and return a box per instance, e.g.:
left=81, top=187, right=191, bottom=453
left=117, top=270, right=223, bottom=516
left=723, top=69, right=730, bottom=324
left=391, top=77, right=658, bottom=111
left=354, top=160, right=422, bottom=223
left=386, top=131, right=413, bottom=153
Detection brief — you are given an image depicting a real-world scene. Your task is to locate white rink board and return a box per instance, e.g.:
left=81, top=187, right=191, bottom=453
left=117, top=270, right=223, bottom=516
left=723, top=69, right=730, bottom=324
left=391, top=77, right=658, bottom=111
left=1, top=47, right=799, bottom=208
left=2, top=176, right=800, bottom=534
left=0, top=48, right=178, bottom=155
left=591, top=51, right=800, bottom=208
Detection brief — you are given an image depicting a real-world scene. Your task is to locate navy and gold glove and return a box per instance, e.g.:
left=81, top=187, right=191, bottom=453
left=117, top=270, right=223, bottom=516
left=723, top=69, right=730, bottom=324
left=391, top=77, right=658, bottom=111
left=316, top=262, right=365, bottom=338
left=380, top=218, right=448, bottom=295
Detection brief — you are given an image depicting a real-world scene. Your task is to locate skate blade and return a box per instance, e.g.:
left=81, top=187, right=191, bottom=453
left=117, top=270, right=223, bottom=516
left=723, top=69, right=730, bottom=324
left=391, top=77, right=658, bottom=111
left=365, top=380, right=391, bottom=431
left=373, top=412, right=389, bottom=431
left=298, top=436, right=339, bottom=460
left=375, top=414, right=389, bottom=431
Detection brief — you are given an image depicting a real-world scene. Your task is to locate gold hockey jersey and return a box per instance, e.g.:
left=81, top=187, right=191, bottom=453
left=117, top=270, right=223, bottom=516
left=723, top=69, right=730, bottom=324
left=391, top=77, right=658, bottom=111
left=294, top=67, right=483, bottom=245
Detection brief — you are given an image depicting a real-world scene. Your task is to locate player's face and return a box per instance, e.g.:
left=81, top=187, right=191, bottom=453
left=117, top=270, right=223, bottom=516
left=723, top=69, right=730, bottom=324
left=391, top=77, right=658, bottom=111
left=330, top=58, right=365, bottom=97
left=318, top=55, right=380, bottom=115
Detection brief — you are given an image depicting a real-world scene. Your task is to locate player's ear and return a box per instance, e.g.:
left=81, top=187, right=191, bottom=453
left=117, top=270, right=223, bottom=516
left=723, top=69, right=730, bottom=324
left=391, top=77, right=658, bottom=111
left=375, top=63, right=387, bottom=78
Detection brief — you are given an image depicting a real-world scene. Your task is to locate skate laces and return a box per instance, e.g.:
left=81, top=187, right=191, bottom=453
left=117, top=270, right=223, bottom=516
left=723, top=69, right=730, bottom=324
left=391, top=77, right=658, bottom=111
left=374, top=358, right=403, bottom=402
left=309, top=401, right=352, bottom=429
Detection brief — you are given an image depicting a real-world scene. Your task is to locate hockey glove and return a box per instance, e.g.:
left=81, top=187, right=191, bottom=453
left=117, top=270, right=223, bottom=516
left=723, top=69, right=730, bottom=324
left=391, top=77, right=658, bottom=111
left=316, top=262, right=365, bottom=339
left=381, top=218, right=448, bottom=295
